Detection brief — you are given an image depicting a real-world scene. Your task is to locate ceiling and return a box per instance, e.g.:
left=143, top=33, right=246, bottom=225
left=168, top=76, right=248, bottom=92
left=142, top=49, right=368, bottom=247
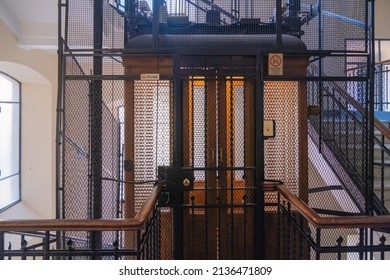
left=0, top=0, right=58, bottom=49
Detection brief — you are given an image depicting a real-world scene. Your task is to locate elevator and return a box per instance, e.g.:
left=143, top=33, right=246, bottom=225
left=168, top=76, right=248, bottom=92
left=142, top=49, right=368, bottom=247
left=122, top=34, right=309, bottom=259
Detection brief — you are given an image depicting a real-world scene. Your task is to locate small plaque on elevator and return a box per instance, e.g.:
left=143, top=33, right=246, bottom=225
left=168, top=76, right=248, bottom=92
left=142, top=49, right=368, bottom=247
left=263, top=120, right=276, bottom=138
left=140, top=73, right=160, bottom=81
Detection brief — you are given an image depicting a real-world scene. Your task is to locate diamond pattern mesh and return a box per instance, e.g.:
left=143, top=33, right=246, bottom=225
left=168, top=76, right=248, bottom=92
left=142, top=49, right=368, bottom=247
left=58, top=0, right=373, bottom=260
left=264, top=81, right=299, bottom=196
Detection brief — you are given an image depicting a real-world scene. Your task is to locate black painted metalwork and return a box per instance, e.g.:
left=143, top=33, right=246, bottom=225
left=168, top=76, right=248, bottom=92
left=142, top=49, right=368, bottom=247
left=271, top=186, right=390, bottom=260
left=49, top=0, right=380, bottom=260
left=0, top=203, right=161, bottom=260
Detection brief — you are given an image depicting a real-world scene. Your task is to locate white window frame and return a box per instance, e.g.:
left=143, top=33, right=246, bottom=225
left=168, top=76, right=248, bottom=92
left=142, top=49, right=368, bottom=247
left=0, top=72, right=21, bottom=212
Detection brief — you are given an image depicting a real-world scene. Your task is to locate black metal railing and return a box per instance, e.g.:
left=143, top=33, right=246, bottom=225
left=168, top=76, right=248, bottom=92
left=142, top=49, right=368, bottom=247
left=309, top=62, right=390, bottom=215
left=370, top=119, right=390, bottom=215
left=308, top=66, right=369, bottom=213
left=0, top=184, right=162, bottom=260
left=371, top=60, right=390, bottom=215
left=374, top=60, right=390, bottom=112
left=265, top=182, right=390, bottom=260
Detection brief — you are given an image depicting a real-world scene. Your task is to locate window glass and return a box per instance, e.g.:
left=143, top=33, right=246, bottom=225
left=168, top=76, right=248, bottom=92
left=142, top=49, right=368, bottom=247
left=0, top=72, right=21, bottom=211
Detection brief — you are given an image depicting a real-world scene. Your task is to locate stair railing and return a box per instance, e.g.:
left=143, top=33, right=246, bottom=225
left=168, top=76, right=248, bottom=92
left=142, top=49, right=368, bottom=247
left=264, top=182, right=390, bottom=260
left=307, top=64, right=390, bottom=214
left=356, top=60, right=390, bottom=215
left=0, top=183, right=162, bottom=260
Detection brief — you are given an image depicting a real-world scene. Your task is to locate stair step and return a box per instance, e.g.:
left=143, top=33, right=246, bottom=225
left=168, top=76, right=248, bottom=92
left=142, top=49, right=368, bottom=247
left=374, top=145, right=390, bottom=160
left=374, top=160, right=390, bottom=177
left=373, top=178, right=390, bottom=190
left=374, top=189, right=390, bottom=202
left=374, top=134, right=390, bottom=145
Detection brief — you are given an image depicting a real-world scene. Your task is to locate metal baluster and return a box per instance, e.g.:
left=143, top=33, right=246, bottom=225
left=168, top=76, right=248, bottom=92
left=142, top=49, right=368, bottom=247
left=282, top=200, right=287, bottom=259
left=292, top=211, right=296, bottom=259
left=21, top=238, right=28, bottom=260
left=286, top=202, right=291, bottom=259
left=113, top=240, right=119, bottom=260
left=369, top=228, right=374, bottom=260
left=156, top=207, right=161, bottom=259
left=379, top=235, right=386, bottom=260
left=315, top=228, right=321, bottom=260
left=381, top=134, right=385, bottom=213
left=67, top=239, right=74, bottom=260
left=137, top=230, right=141, bottom=260
left=8, top=242, right=12, bottom=260
left=298, top=215, right=304, bottom=259
left=336, top=236, right=343, bottom=260
left=0, top=232, right=4, bottom=260
left=44, top=231, right=50, bottom=260
left=359, top=228, right=365, bottom=260
left=306, top=227, right=312, bottom=259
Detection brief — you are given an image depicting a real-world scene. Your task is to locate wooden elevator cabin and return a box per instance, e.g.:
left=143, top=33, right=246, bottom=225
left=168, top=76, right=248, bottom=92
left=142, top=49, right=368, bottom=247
left=123, top=34, right=309, bottom=259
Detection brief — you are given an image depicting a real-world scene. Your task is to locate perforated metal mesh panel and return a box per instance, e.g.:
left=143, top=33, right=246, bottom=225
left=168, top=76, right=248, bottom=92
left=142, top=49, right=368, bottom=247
left=61, top=76, right=121, bottom=251
left=64, top=1, right=368, bottom=53
left=134, top=80, right=172, bottom=211
left=67, top=0, right=124, bottom=49
left=264, top=81, right=300, bottom=196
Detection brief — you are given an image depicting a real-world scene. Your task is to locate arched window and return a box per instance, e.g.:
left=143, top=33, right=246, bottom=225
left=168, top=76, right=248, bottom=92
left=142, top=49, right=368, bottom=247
left=0, top=72, right=21, bottom=212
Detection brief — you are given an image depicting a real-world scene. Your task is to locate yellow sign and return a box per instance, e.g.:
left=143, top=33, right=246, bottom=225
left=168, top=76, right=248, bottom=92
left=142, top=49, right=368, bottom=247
left=268, top=53, right=283, bottom=76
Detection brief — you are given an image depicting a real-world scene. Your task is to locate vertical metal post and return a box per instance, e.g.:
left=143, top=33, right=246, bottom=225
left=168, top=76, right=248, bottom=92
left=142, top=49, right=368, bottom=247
left=276, top=0, right=282, bottom=47
left=359, top=228, right=365, bottom=260
left=44, top=231, right=50, bottom=260
left=56, top=0, right=67, bottom=253
left=254, top=54, right=265, bottom=259
left=0, top=232, right=4, bottom=260
left=315, top=228, right=321, bottom=260
left=367, top=0, right=376, bottom=215
left=317, top=0, right=323, bottom=154
left=173, top=55, right=184, bottom=259
left=56, top=0, right=65, bottom=221
left=153, top=0, right=160, bottom=50
left=124, top=0, right=131, bottom=45
left=90, top=0, right=104, bottom=253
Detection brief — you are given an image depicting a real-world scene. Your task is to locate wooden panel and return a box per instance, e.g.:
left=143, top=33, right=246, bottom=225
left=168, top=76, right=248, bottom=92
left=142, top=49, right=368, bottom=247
left=123, top=56, right=173, bottom=77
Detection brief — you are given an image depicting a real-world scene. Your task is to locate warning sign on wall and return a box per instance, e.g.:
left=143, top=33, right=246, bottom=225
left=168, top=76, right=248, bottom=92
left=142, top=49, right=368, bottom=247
left=268, top=53, right=283, bottom=76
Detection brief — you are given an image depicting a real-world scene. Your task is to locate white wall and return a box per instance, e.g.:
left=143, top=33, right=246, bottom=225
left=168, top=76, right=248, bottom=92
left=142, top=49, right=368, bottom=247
left=0, top=20, right=57, bottom=219
left=376, top=0, right=390, bottom=39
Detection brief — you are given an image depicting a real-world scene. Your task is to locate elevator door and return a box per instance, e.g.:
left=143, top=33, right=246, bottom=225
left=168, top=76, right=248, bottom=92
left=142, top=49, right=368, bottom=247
left=180, top=75, right=257, bottom=259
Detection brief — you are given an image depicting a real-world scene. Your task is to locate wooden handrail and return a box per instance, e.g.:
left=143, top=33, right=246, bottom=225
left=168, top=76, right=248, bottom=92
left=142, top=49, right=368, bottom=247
left=374, top=119, right=390, bottom=139
left=375, top=59, right=390, bottom=66
left=0, top=184, right=162, bottom=232
left=346, top=59, right=390, bottom=72
left=264, top=183, right=390, bottom=229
